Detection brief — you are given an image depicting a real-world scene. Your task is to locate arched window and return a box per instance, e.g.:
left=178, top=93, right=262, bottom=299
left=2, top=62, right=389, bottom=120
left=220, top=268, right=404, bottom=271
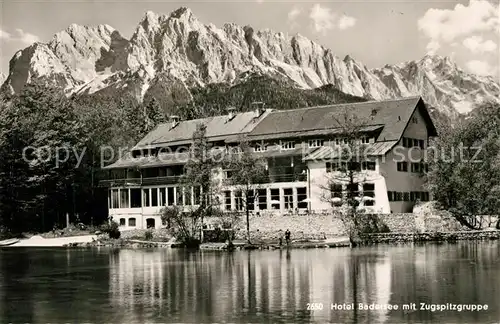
left=128, top=218, right=136, bottom=227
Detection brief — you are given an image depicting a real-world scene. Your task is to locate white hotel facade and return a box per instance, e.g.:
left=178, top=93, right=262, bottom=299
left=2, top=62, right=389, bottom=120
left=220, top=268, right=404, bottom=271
left=101, top=97, right=437, bottom=229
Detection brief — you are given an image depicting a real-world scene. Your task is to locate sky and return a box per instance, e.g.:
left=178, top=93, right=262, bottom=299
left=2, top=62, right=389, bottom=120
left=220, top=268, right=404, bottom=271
left=0, top=0, right=499, bottom=79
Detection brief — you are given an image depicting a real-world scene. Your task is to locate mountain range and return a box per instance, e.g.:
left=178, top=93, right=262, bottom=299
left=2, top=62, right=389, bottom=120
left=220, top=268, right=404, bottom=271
left=1, top=7, right=499, bottom=121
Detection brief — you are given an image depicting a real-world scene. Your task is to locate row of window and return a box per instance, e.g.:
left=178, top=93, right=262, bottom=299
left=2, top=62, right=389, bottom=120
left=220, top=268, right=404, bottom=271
left=396, top=161, right=429, bottom=173
left=223, top=187, right=308, bottom=211
left=401, top=137, right=425, bottom=149
left=326, top=161, right=376, bottom=172
left=118, top=217, right=158, bottom=228
left=330, top=183, right=376, bottom=206
left=120, top=218, right=136, bottom=227
left=387, top=191, right=430, bottom=202
left=110, top=186, right=310, bottom=211
left=109, top=186, right=202, bottom=209
left=253, top=137, right=376, bottom=152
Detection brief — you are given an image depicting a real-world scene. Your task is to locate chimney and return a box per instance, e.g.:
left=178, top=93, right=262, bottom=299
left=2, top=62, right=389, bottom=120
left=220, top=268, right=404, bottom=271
left=169, top=115, right=180, bottom=129
left=226, top=107, right=236, bottom=122
left=251, top=101, right=265, bottom=116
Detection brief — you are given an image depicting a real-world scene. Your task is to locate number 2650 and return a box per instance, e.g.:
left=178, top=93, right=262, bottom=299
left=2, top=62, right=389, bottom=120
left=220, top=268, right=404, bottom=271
left=307, top=303, right=324, bottom=310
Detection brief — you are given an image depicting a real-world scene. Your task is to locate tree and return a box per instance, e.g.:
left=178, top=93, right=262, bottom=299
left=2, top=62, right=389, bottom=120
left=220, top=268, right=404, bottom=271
left=0, top=82, right=88, bottom=232
left=121, top=96, right=147, bottom=142
left=428, top=101, right=500, bottom=230
left=70, top=95, right=129, bottom=225
left=143, top=97, right=167, bottom=134
left=224, top=138, right=268, bottom=243
left=319, top=110, right=384, bottom=246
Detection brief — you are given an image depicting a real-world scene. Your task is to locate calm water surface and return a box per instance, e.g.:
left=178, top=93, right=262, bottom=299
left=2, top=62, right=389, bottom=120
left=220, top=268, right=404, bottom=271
left=0, top=242, right=499, bottom=323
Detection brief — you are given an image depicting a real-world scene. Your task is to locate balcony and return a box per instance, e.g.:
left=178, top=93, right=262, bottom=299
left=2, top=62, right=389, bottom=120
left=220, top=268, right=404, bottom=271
left=99, top=178, right=141, bottom=187
left=99, top=175, right=182, bottom=187
left=142, top=176, right=182, bottom=185
left=268, top=173, right=307, bottom=183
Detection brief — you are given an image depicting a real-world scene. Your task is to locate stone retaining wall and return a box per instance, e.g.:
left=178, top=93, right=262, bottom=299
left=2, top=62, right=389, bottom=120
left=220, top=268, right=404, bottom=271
left=364, top=230, right=500, bottom=243
left=378, top=214, right=418, bottom=233
left=205, top=213, right=433, bottom=240
left=231, top=214, right=347, bottom=241
left=120, top=228, right=172, bottom=241
left=199, top=209, right=497, bottom=241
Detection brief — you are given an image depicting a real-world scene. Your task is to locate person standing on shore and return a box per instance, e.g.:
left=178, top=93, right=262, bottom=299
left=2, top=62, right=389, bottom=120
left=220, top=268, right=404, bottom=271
left=285, top=229, right=291, bottom=246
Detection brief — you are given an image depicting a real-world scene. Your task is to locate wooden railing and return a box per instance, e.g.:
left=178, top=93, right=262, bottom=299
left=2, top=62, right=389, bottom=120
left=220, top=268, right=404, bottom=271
left=101, top=172, right=307, bottom=188
left=99, top=175, right=182, bottom=187
left=99, top=178, right=141, bottom=187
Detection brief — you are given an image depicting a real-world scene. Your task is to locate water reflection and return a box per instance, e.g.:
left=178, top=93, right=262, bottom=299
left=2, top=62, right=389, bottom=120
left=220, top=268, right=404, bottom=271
left=107, top=248, right=395, bottom=323
left=0, top=242, right=498, bottom=323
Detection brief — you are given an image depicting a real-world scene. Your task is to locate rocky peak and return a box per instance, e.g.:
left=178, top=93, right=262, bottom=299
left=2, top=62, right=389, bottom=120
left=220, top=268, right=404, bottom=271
left=418, top=54, right=455, bottom=70
left=50, top=23, right=116, bottom=48
left=343, top=54, right=354, bottom=63
left=2, top=7, right=499, bottom=118
left=169, top=7, right=194, bottom=20
left=138, top=11, right=162, bottom=32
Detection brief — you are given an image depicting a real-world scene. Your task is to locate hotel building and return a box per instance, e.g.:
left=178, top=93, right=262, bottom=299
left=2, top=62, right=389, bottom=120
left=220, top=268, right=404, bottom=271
left=101, top=96, right=437, bottom=229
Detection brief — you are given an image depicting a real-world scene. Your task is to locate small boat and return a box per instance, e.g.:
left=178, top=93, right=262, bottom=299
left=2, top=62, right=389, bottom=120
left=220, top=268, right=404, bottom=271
left=0, top=238, right=20, bottom=247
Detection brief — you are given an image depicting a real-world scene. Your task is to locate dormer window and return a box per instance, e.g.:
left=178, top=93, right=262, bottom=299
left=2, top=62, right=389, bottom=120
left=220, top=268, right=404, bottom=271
left=308, top=139, right=324, bottom=148
left=412, top=116, right=418, bottom=124
left=361, top=137, right=374, bottom=144
left=280, top=140, right=295, bottom=150
left=142, top=148, right=157, bottom=157
left=254, top=141, right=268, bottom=152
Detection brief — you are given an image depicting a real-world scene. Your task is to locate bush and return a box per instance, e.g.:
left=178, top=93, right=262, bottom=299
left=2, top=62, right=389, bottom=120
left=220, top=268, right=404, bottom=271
left=144, top=230, right=153, bottom=241
left=160, top=206, right=203, bottom=247
left=203, top=228, right=235, bottom=242
left=184, top=238, right=201, bottom=249
left=358, top=214, right=390, bottom=234
left=100, top=220, right=121, bottom=239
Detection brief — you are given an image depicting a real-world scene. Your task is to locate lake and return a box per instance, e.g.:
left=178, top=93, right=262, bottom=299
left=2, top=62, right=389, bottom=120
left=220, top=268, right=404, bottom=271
left=0, top=242, right=499, bottom=323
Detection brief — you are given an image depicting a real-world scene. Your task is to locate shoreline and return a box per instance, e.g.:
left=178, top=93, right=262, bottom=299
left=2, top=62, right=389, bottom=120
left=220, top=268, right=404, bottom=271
left=72, top=229, right=500, bottom=249
left=2, top=229, right=499, bottom=249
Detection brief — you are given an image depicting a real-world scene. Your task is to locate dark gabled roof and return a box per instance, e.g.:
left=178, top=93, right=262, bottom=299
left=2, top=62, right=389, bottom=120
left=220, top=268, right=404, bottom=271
left=246, top=96, right=424, bottom=142
left=133, top=110, right=270, bottom=150
left=103, top=96, right=438, bottom=170
left=102, top=152, right=190, bottom=169
left=414, top=99, right=438, bottom=137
